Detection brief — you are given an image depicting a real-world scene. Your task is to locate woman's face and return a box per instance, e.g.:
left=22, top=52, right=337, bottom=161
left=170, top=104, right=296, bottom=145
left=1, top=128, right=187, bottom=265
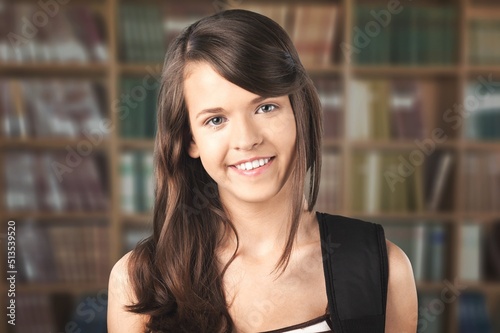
left=184, top=62, right=297, bottom=206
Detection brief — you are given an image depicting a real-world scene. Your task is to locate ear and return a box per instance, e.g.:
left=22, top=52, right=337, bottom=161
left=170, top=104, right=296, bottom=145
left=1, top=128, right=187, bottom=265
left=188, top=138, right=200, bottom=158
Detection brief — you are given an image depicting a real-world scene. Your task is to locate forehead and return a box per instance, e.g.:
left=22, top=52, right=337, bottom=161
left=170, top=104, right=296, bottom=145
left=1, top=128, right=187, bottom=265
left=183, top=62, right=262, bottom=112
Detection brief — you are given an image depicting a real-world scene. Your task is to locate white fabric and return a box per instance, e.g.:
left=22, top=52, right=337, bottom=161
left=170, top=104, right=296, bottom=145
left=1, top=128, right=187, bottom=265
left=280, top=319, right=331, bottom=332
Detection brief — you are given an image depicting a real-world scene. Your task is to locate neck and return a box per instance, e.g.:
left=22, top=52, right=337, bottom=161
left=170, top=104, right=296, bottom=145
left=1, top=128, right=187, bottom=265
left=219, top=191, right=317, bottom=261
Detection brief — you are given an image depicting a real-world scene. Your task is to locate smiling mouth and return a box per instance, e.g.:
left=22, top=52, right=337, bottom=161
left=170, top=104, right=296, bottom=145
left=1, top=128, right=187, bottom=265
left=234, top=157, right=274, bottom=171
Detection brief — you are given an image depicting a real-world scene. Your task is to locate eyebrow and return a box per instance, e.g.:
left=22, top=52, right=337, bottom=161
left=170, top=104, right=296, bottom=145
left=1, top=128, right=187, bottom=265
left=195, top=95, right=267, bottom=120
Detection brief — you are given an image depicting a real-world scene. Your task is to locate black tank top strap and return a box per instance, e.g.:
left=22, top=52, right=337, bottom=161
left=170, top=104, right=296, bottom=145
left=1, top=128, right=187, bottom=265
left=317, top=212, right=389, bottom=333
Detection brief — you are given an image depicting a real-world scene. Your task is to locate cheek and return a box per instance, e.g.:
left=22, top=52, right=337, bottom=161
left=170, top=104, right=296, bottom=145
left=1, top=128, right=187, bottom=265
left=262, top=112, right=296, bottom=140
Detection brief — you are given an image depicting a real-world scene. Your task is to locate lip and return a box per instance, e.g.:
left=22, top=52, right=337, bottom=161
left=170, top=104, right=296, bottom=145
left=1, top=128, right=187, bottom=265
left=229, top=156, right=275, bottom=176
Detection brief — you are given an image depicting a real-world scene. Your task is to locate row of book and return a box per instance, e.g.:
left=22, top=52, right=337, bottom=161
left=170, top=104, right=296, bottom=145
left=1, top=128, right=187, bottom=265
left=460, top=222, right=500, bottom=282
left=120, top=151, right=154, bottom=214
left=383, top=222, right=448, bottom=282
left=313, top=78, right=343, bottom=139
left=463, top=152, right=500, bottom=212
left=351, top=150, right=454, bottom=213
left=418, top=292, right=500, bottom=333
left=15, top=221, right=110, bottom=283
left=347, top=79, right=425, bottom=140
left=0, top=4, right=107, bottom=63
left=0, top=79, right=107, bottom=139
left=118, top=3, right=340, bottom=66
left=236, top=3, right=340, bottom=66
left=469, top=20, right=500, bottom=65
left=119, top=4, right=167, bottom=63
left=383, top=220, right=500, bottom=282
left=12, top=292, right=107, bottom=333
left=120, top=77, right=158, bottom=139
left=459, top=292, right=500, bottom=333
left=464, top=81, right=500, bottom=141
left=315, top=151, right=342, bottom=214
left=354, top=6, right=457, bottom=65
left=4, top=152, right=109, bottom=212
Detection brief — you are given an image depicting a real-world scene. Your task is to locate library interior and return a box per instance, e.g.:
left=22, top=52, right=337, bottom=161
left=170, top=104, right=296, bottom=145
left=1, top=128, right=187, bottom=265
left=1, top=0, right=499, bottom=332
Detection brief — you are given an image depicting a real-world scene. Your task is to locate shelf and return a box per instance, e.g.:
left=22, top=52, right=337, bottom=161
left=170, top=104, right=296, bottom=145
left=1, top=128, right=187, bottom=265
left=119, top=63, right=163, bottom=76
left=351, top=66, right=459, bottom=77
left=466, top=66, right=500, bottom=75
left=323, top=139, right=343, bottom=149
left=462, top=141, right=500, bottom=151
left=120, top=139, right=155, bottom=150
left=349, top=140, right=458, bottom=150
left=305, top=64, right=343, bottom=75
left=459, top=212, right=500, bottom=221
left=458, top=282, right=500, bottom=294
left=0, top=138, right=110, bottom=150
left=121, top=213, right=153, bottom=226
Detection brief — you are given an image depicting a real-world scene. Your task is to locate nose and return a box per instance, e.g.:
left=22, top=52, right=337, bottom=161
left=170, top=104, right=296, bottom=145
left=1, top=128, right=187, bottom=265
left=231, top=115, right=263, bottom=151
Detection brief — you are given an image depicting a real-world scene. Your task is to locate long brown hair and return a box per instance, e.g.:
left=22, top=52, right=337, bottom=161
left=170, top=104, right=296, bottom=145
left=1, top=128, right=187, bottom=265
left=127, top=9, right=323, bottom=332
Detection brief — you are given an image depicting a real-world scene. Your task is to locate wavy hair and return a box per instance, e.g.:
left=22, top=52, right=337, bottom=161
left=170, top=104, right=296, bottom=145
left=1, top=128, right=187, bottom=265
left=127, top=9, right=323, bottom=332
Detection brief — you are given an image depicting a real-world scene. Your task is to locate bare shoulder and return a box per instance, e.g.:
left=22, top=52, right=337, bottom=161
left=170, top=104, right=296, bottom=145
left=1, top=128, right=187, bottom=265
left=108, top=251, right=148, bottom=333
left=384, top=240, right=418, bottom=333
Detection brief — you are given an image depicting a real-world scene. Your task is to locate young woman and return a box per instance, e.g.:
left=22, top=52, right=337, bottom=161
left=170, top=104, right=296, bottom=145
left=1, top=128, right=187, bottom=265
left=108, top=9, right=417, bottom=333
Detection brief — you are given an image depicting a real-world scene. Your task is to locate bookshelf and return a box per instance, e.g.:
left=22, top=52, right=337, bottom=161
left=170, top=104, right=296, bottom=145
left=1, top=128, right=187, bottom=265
left=1, top=0, right=499, bottom=332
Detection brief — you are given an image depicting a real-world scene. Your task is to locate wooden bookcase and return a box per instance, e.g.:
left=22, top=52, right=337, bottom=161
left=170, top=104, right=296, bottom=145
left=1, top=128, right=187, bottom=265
left=1, top=0, right=499, bottom=332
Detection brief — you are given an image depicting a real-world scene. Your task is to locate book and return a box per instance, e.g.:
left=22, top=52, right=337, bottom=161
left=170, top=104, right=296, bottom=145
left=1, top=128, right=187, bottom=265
left=469, top=20, right=500, bottom=65
left=4, top=152, right=109, bottom=212
left=418, top=293, right=444, bottom=333
left=2, top=3, right=107, bottom=63
left=120, top=152, right=136, bottom=213
left=390, top=80, right=424, bottom=140
left=316, top=151, right=341, bottom=213
left=484, top=221, right=500, bottom=281
left=119, top=77, right=158, bottom=138
left=120, top=151, right=155, bottom=213
left=354, top=5, right=456, bottom=65
left=383, top=222, right=447, bottom=282
left=459, top=292, right=494, bottom=333
left=67, top=6, right=108, bottom=62
left=313, top=77, right=343, bottom=139
left=427, top=223, right=447, bottom=282
left=234, top=3, right=289, bottom=31
left=347, top=79, right=371, bottom=140
left=463, top=152, right=500, bottom=212
left=425, top=151, right=454, bottom=212
left=163, top=2, right=214, bottom=50
left=464, top=80, right=500, bottom=141
left=460, top=223, right=482, bottom=282
left=291, top=4, right=338, bottom=66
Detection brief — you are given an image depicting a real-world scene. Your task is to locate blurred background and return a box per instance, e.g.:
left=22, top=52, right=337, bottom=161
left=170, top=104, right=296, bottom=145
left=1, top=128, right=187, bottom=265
left=0, top=0, right=499, bottom=332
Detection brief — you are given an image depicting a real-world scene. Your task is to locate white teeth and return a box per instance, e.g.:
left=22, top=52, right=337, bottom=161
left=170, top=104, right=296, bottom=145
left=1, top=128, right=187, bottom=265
left=235, top=158, right=270, bottom=171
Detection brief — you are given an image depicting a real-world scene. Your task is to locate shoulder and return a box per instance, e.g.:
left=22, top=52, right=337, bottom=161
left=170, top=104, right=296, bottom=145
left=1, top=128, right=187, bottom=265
left=108, top=251, right=148, bottom=333
left=384, top=239, right=418, bottom=332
